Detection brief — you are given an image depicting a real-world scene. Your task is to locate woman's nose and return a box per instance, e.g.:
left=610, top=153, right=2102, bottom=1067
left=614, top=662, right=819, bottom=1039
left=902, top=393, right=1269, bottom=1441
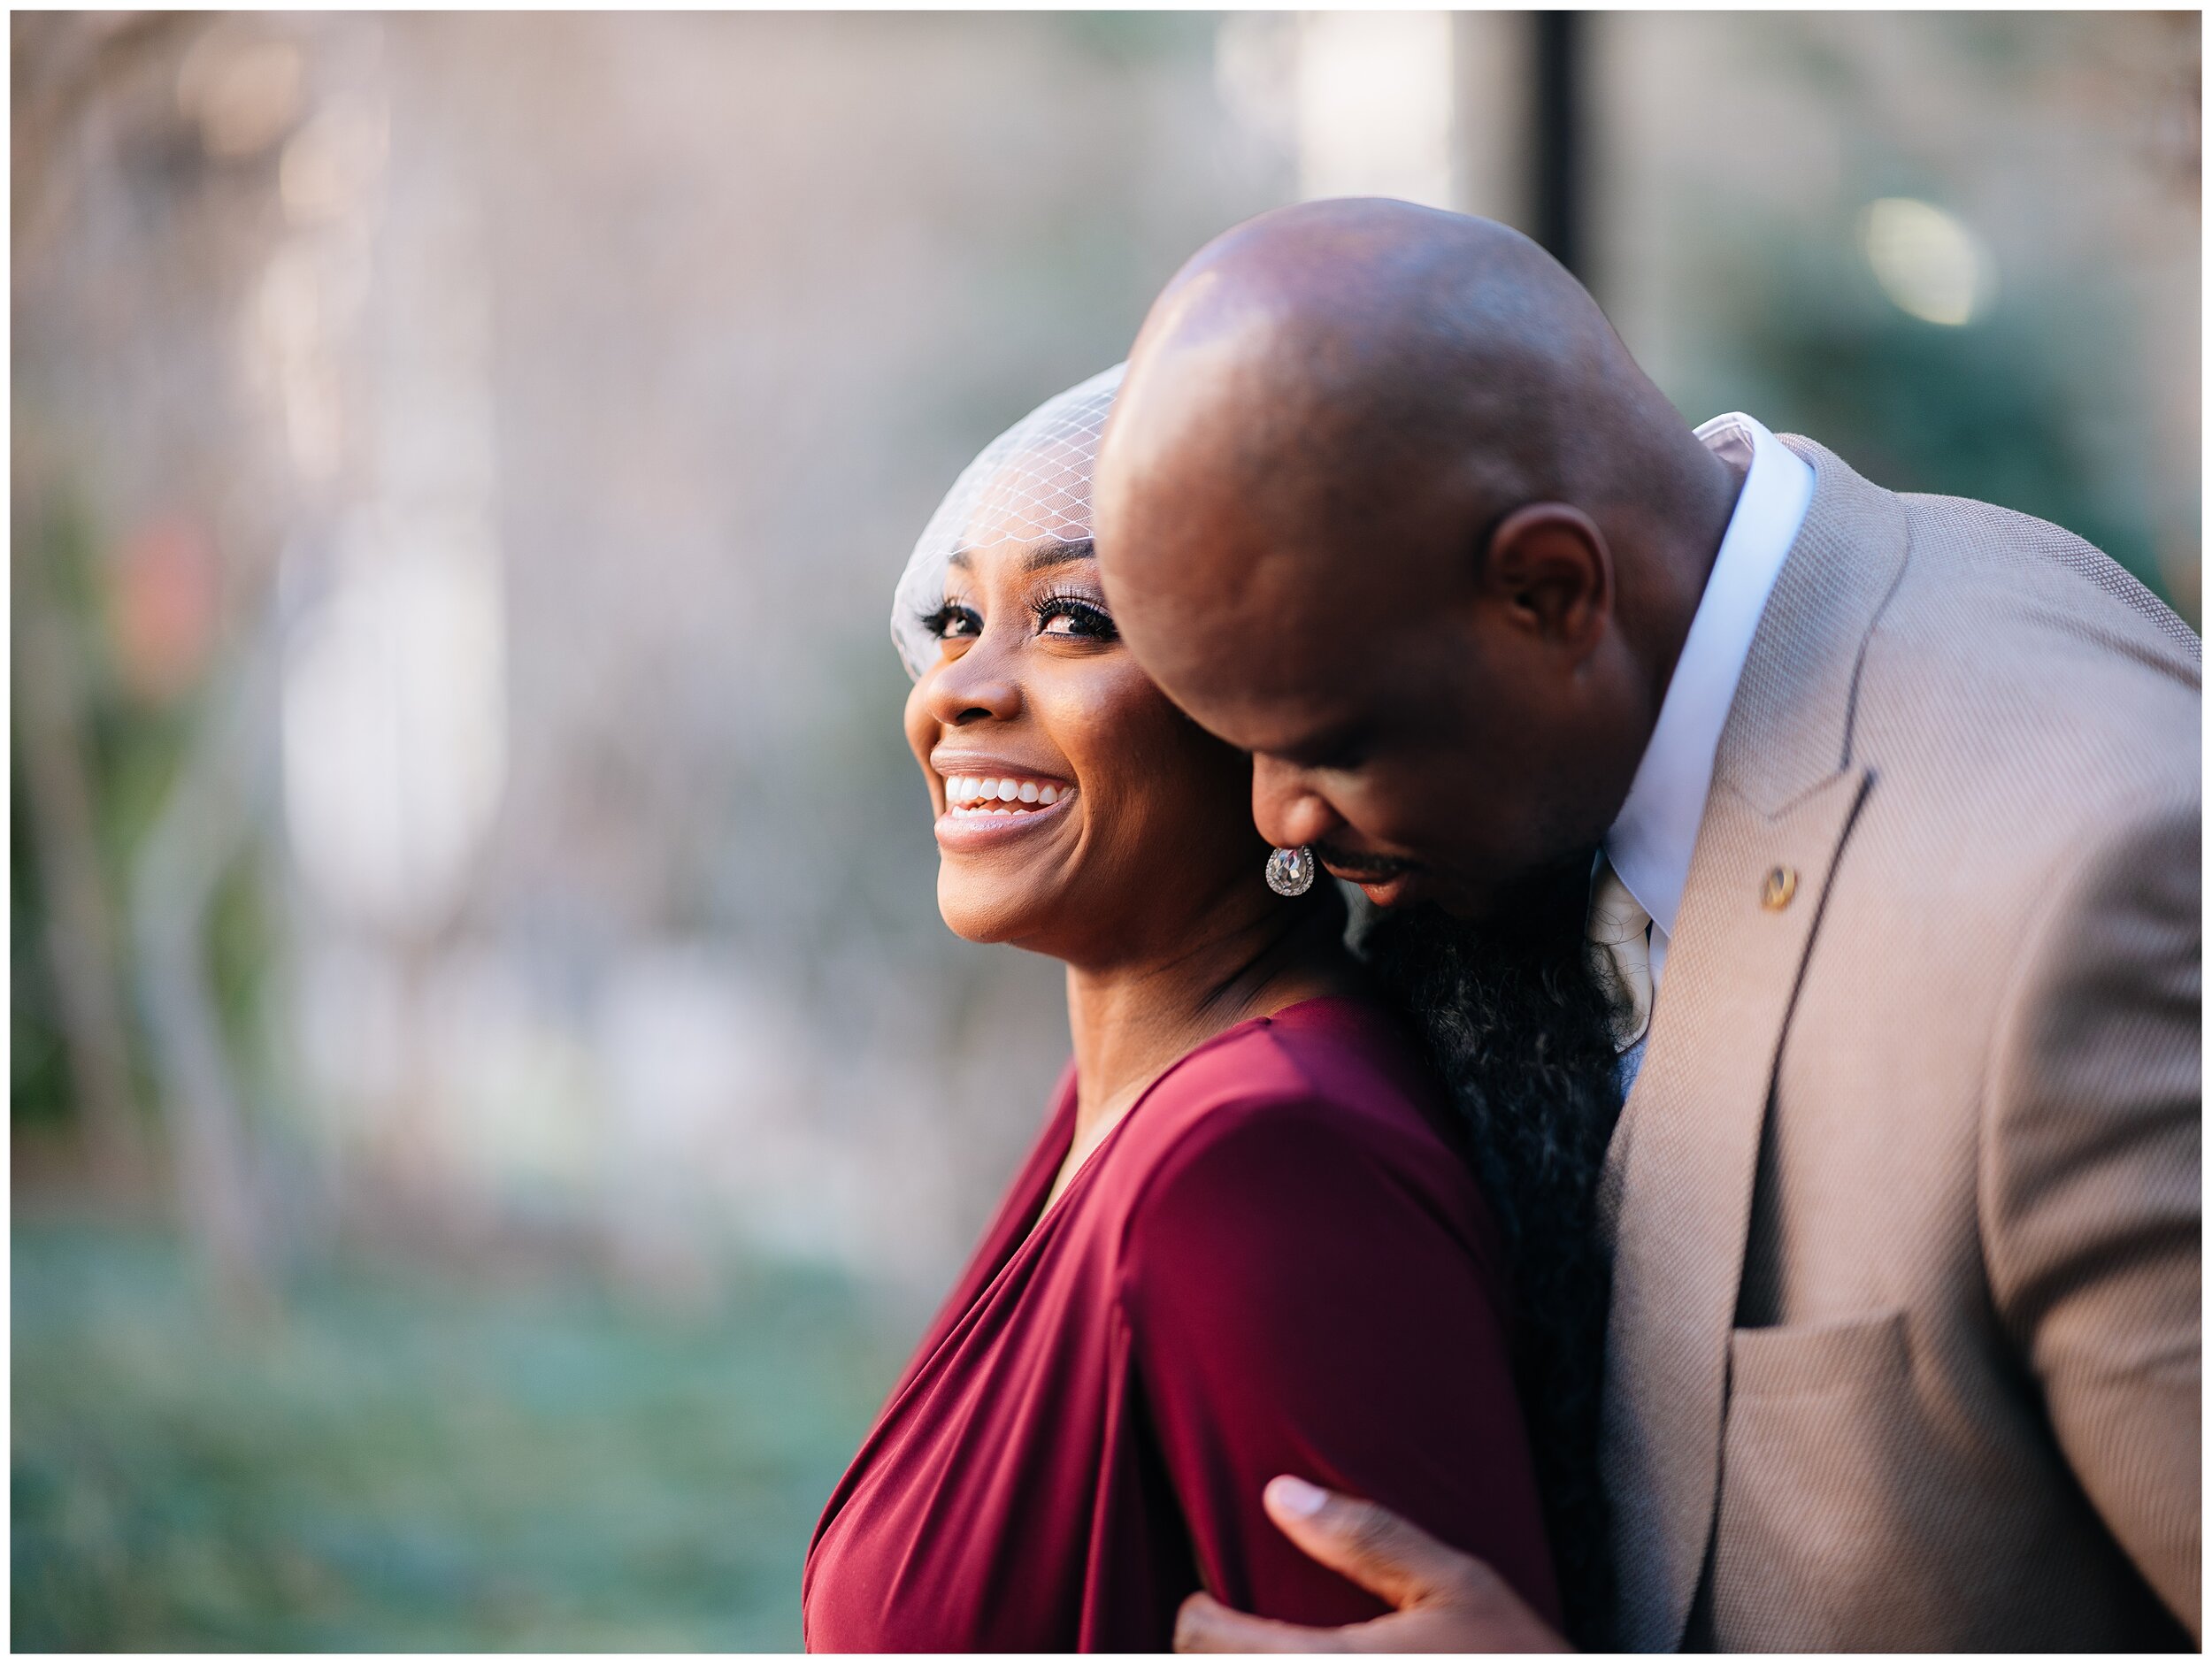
left=924, top=644, right=1022, bottom=726
left=1252, top=754, right=1340, bottom=850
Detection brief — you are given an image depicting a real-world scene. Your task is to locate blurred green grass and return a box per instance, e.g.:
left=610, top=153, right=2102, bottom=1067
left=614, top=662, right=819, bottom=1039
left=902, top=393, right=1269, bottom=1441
left=12, top=1218, right=910, bottom=1650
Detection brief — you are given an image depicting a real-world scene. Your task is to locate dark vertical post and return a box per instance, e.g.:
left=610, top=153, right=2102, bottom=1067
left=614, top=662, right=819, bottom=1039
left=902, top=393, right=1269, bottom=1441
left=1532, top=11, right=1583, bottom=280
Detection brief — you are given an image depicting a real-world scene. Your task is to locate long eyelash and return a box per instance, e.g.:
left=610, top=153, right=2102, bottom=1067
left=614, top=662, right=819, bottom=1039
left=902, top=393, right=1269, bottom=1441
left=1032, top=588, right=1118, bottom=639
left=920, top=602, right=979, bottom=639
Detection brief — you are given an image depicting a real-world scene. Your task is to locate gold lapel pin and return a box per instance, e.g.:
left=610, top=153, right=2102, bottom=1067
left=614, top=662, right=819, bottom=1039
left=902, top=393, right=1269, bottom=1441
left=1761, top=865, right=1798, bottom=911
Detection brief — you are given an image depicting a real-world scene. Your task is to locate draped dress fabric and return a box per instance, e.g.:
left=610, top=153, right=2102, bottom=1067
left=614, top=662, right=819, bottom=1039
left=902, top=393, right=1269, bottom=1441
left=802, top=996, right=1561, bottom=1652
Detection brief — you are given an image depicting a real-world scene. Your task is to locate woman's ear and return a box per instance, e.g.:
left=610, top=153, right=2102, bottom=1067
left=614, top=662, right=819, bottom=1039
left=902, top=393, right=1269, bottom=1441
left=1479, top=502, right=1614, bottom=659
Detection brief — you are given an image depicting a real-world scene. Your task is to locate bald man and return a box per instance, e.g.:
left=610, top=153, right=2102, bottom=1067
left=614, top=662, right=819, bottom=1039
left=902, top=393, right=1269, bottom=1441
left=1091, top=200, right=2200, bottom=1652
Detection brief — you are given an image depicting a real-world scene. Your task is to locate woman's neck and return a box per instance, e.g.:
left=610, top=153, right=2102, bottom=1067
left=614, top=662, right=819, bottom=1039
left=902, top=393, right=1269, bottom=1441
left=1061, top=888, right=1359, bottom=1147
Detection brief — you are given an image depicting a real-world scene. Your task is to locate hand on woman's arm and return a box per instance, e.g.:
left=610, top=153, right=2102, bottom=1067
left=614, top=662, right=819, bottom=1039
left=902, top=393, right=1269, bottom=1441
left=1172, top=1477, right=1571, bottom=1652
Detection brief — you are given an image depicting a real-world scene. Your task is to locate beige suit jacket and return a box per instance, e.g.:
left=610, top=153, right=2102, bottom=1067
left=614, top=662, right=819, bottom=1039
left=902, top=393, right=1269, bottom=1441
left=1599, top=438, right=2200, bottom=1652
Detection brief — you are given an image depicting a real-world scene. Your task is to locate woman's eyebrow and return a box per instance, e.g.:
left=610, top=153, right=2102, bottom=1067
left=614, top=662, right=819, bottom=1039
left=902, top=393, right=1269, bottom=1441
left=946, top=539, right=1091, bottom=574
left=1022, top=538, right=1094, bottom=573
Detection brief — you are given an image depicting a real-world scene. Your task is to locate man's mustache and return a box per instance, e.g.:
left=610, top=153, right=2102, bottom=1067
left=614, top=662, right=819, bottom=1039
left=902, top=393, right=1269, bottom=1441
left=1311, top=840, right=1423, bottom=882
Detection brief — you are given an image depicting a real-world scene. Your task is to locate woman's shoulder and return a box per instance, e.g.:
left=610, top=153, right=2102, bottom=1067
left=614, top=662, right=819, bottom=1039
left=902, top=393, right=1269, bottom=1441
left=1091, top=993, right=1510, bottom=1305
left=1101, top=995, right=1481, bottom=1231
left=1144, top=993, right=1448, bottom=1130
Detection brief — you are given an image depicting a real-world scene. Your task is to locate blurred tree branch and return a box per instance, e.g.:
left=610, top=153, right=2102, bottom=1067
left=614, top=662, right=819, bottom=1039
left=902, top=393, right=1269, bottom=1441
left=16, top=8, right=278, bottom=1310
left=128, top=606, right=280, bottom=1317
left=12, top=507, right=150, bottom=1190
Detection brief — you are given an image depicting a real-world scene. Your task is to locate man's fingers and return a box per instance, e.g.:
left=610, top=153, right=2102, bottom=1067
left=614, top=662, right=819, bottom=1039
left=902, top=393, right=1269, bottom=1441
left=1180, top=1490, right=1571, bottom=1654
left=1260, top=1476, right=1483, bottom=1610
left=1174, top=1591, right=1354, bottom=1653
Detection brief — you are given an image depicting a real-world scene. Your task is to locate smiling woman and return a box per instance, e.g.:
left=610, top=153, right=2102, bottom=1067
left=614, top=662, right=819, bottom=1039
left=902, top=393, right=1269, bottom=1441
left=898, top=378, right=1274, bottom=980
left=801, top=371, right=1563, bottom=1651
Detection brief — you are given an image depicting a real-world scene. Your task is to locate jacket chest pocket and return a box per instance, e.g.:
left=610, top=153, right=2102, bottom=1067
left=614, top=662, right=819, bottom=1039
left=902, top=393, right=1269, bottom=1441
left=1709, top=1309, right=1953, bottom=1650
left=1727, top=1307, right=1909, bottom=1399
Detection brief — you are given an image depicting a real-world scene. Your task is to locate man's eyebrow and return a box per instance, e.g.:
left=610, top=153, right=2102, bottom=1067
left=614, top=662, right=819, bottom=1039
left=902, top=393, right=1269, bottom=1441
left=1022, top=538, right=1094, bottom=574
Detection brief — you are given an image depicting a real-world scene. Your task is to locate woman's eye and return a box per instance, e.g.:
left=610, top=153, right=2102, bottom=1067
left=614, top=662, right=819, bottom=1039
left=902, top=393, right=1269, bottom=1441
left=1035, top=596, right=1118, bottom=640
left=925, top=603, right=982, bottom=640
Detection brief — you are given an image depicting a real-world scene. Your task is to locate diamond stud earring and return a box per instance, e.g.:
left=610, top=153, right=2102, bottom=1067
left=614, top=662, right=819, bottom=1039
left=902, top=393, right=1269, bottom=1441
left=1264, top=845, right=1317, bottom=897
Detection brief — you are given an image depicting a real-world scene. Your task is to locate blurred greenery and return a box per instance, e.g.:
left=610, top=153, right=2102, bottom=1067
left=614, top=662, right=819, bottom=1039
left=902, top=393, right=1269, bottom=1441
left=9, top=736, right=71, bottom=1130
left=11, top=484, right=225, bottom=1136
left=1655, top=17, right=2198, bottom=622
left=12, top=1219, right=911, bottom=1650
left=1732, top=224, right=2176, bottom=612
left=1656, top=211, right=2191, bottom=620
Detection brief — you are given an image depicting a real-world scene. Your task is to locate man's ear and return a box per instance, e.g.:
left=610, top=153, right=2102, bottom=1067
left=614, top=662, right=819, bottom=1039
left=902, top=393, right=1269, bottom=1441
left=1479, top=503, right=1613, bottom=657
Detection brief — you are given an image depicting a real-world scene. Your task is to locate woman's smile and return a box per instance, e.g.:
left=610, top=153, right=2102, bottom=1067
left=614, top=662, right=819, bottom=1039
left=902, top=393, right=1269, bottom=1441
left=944, top=771, right=1073, bottom=811
left=932, top=762, right=1079, bottom=852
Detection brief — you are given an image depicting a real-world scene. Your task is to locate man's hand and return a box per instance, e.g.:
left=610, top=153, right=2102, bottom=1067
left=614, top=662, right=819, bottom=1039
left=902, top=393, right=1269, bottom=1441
left=1172, top=1477, right=1572, bottom=1653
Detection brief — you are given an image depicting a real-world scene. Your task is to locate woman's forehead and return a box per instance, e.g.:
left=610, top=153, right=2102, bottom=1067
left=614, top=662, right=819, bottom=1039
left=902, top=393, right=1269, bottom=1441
left=954, top=444, right=1096, bottom=556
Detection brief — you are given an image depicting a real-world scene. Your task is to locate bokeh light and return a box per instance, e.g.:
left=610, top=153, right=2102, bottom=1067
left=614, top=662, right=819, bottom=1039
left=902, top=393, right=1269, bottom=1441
left=1860, top=196, right=1994, bottom=326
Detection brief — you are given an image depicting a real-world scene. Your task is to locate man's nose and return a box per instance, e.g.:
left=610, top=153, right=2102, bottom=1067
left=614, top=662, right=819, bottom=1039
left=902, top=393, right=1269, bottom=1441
left=1252, top=755, right=1340, bottom=850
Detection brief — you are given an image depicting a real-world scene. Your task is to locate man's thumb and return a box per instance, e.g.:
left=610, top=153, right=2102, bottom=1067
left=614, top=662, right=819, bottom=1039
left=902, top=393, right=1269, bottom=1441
left=1260, top=1476, right=1472, bottom=1610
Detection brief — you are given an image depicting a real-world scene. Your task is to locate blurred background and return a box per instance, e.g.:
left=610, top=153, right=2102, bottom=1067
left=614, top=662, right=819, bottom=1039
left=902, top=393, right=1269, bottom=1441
left=12, top=9, right=2198, bottom=1649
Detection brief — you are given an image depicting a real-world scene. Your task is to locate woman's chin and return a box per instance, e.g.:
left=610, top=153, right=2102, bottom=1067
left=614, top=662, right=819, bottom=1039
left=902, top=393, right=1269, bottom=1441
left=935, top=871, right=1061, bottom=949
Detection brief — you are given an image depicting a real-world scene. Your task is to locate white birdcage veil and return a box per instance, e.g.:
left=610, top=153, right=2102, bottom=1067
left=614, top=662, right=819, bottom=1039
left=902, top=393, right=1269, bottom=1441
left=891, top=363, right=1125, bottom=679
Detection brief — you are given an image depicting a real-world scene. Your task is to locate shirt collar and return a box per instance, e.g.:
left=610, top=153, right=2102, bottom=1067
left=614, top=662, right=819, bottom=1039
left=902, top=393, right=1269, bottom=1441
left=1602, top=412, right=1816, bottom=939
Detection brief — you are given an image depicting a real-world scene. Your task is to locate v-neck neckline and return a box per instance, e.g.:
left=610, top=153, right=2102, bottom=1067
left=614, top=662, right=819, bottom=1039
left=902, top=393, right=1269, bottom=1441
left=916, top=997, right=1365, bottom=1370
left=1003, top=993, right=1366, bottom=1265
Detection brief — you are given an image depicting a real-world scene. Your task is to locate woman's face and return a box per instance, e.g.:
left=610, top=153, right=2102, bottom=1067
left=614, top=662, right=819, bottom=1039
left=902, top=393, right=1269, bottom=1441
left=902, top=494, right=1267, bottom=963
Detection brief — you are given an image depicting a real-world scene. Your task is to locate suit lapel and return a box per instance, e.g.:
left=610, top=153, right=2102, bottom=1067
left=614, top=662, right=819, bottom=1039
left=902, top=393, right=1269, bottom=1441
left=1601, top=439, right=1911, bottom=1650
left=1603, top=767, right=1871, bottom=1648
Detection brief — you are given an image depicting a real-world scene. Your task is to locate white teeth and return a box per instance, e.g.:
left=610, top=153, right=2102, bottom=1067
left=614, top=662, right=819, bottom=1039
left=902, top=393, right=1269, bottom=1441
left=940, top=773, right=1075, bottom=809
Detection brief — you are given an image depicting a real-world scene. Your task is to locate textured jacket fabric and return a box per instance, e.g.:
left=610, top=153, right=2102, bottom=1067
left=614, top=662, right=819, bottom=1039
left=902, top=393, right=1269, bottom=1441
left=1598, top=437, right=2201, bottom=1652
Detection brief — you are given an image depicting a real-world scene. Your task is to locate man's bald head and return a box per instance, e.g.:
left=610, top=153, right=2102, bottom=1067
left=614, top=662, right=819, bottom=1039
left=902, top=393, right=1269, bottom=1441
left=1093, top=199, right=1740, bottom=916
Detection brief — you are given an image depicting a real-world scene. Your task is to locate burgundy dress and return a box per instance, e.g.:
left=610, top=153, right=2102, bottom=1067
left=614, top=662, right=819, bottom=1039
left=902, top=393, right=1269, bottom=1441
left=803, top=996, right=1560, bottom=1652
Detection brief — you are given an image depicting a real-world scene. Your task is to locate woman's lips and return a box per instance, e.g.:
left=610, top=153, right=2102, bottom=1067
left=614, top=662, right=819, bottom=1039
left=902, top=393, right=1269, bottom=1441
left=933, top=771, right=1078, bottom=852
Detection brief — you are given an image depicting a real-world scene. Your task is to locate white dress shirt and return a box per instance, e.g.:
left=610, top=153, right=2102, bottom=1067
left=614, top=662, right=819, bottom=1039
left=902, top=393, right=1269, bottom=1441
left=1602, top=413, right=1815, bottom=1077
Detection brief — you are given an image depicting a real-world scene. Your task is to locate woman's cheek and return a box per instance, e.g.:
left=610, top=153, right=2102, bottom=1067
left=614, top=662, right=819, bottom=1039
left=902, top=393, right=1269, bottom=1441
left=1025, top=659, right=1135, bottom=781
left=902, top=677, right=940, bottom=778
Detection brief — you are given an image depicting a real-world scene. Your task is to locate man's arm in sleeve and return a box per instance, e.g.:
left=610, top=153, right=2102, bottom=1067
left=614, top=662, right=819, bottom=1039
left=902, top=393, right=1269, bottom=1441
left=1983, top=801, right=2201, bottom=1637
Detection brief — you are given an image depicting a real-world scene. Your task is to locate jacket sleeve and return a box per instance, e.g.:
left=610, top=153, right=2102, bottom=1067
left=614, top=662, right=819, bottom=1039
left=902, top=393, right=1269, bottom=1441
left=1116, top=1095, right=1561, bottom=1631
left=1982, top=802, right=2201, bottom=1638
